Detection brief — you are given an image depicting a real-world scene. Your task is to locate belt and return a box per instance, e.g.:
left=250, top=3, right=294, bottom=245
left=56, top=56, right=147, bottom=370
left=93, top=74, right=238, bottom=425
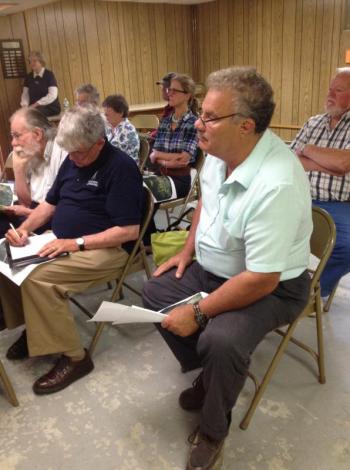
left=160, top=166, right=191, bottom=177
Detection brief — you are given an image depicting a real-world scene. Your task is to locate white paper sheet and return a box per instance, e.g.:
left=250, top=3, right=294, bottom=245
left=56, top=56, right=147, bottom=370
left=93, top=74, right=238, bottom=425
left=9, top=232, right=56, bottom=260
left=90, top=302, right=166, bottom=324
left=89, top=292, right=209, bottom=325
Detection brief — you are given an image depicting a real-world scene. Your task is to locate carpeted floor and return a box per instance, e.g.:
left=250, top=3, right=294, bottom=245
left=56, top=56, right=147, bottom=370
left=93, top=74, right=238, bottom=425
left=1, top=268, right=350, bottom=470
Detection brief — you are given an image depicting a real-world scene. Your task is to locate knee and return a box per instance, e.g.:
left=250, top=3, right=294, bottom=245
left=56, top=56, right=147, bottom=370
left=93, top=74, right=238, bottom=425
left=198, top=327, right=248, bottom=372
left=142, top=278, right=161, bottom=310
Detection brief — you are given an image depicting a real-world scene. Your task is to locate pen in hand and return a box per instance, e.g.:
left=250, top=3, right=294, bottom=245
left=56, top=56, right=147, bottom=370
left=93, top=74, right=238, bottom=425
left=9, top=223, right=21, bottom=241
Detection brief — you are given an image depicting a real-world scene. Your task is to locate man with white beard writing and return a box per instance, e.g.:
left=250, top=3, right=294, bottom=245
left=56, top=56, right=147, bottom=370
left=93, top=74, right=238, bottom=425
left=0, top=108, right=66, bottom=236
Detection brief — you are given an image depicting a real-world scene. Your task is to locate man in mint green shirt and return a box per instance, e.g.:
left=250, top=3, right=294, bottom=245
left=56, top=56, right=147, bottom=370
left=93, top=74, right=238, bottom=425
left=143, top=67, right=312, bottom=470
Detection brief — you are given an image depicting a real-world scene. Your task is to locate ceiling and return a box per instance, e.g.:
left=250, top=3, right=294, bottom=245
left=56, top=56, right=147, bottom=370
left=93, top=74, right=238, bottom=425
left=0, top=0, right=214, bottom=16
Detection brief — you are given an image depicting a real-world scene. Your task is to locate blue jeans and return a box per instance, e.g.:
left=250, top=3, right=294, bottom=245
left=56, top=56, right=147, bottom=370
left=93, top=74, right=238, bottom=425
left=313, top=201, right=350, bottom=296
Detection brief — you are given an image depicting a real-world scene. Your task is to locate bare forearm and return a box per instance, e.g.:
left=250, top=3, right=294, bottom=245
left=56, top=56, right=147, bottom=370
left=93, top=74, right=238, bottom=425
left=83, top=225, right=139, bottom=250
left=199, top=270, right=280, bottom=318
left=303, top=144, right=350, bottom=174
left=299, top=156, right=343, bottom=176
left=13, top=164, right=31, bottom=206
left=19, top=202, right=55, bottom=232
left=154, top=150, right=190, bottom=168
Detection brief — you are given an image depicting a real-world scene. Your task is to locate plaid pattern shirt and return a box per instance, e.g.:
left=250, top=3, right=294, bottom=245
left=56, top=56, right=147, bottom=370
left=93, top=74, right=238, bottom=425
left=290, top=111, right=350, bottom=201
left=153, top=110, right=198, bottom=163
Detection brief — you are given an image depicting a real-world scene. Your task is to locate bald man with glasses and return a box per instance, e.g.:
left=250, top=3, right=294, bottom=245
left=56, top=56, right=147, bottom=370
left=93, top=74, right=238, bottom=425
left=143, top=67, right=312, bottom=470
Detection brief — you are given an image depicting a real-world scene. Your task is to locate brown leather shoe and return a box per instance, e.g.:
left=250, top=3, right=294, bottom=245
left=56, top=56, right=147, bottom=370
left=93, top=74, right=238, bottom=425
left=187, top=427, right=225, bottom=470
left=6, top=330, right=29, bottom=360
left=179, top=372, right=205, bottom=411
left=33, top=349, right=94, bottom=395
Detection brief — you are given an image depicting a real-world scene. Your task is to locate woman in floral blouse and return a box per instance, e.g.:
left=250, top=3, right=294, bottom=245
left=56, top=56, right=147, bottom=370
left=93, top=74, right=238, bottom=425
left=103, top=94, right=140, bottom=163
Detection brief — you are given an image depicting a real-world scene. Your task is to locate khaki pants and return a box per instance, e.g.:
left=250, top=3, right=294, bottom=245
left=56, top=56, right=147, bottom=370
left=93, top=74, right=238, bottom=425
left=0, top=247, right=129, bottom=356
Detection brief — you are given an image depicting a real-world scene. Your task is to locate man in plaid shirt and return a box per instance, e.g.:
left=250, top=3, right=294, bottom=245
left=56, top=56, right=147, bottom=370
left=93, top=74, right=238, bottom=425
left=290, top=68, right=350, bottom=298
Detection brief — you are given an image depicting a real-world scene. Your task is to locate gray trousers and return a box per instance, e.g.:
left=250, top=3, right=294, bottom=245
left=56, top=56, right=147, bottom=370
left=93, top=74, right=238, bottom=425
left=143, top=262, right=310, bottom=440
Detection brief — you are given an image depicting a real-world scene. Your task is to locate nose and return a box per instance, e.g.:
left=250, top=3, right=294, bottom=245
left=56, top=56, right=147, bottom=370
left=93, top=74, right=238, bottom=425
left=195, top=117, right=205, bottom=131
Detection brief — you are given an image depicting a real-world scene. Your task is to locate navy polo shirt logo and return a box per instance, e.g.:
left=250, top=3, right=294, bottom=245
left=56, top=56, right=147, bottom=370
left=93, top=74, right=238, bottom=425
left=87, top=171, right=99, bottom=188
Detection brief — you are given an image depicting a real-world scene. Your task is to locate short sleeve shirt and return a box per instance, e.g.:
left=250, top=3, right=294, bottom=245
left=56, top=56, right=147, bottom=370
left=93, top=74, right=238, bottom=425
left=46, top=140, right=143, bottom=239
left=105, top=118, right=140, bottom=163
left=290, top=111, right=350, bottom=201
left=196, top=130, right=312, bottom=281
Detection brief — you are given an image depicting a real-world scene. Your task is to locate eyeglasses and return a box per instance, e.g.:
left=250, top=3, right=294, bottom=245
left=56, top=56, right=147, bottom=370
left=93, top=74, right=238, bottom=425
left=166, top=87, right=187, bottom=95
left=198, top=113, right=243, bottom=127
left=10, top=130, right=31, bottom=140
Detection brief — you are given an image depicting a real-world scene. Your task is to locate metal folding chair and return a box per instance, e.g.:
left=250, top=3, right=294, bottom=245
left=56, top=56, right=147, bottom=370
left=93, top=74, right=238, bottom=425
left=70, top=187, right=154, bottom=356
left=240, top=206, right=336, bottom=430
left=0, top=358, right=19, bottom=406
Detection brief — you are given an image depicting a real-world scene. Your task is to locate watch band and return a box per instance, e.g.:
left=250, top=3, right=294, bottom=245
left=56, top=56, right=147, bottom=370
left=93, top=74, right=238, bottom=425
left=193, top=302, right=209, bottom=329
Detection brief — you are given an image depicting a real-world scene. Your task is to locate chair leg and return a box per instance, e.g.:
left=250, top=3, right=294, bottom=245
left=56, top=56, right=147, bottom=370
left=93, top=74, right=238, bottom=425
left=239, top=324, right=297, bottom=430
left=323, top=283, right=339, bottom=312
left=89, top=323, right=105, bottom=356
left=315, top=292, right=326, bottom=384
left=0, top=360, right=19, bottom=407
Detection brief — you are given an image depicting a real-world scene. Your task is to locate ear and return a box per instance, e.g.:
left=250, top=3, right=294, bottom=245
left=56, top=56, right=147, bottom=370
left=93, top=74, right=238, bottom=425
left=32, top=127, right=44, bottom=142
left=240, top=118, right=256, bottom=135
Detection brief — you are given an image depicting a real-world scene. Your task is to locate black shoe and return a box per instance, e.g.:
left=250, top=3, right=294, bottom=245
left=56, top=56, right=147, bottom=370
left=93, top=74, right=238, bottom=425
left=33, top=349, right=94, bottom=395
left=187, top=427, right=225, bottom=470
left=179, top=372, right=205, bottom=411
left=6, top=330, right=29, bottom=360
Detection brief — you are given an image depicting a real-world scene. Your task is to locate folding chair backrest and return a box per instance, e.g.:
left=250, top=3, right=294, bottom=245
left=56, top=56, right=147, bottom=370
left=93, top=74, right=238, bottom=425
left=138, top=135, right=150, bottom=171
left=109, top=185, right=154, bottom=302
left=309, top=206, right=336, bottom=291
left=0, top=152, right=13, bottom=182
left=130, top=114, right=159, bottom=131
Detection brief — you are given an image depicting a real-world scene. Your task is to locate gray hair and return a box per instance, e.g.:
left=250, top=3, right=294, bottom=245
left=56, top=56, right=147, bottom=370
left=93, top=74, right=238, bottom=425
left=56, top=105, right=105, bottom=152
left=10, top=108, right=56, bottom=141
left=28, top=50, right=45, bottom=67
left=206, top=66, right=275, bottom=133
left=75, top=83, right=100, bottom=106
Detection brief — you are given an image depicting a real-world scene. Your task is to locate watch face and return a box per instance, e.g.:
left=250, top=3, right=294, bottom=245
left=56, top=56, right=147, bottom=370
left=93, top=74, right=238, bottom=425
left=76, top=237, right=84, bottom=245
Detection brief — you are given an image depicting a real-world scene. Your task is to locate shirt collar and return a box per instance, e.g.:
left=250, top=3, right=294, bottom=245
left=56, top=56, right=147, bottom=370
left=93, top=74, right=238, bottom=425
left=33, top=67, right=45, bottom=78
left=325, top=109, right=350, bottom=128
left=223, top=129, right=272, bottom=189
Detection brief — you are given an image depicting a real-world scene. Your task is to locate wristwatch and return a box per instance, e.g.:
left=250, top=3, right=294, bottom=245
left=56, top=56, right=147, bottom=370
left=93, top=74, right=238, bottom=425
left=75, top=237, right=85, bottom=251
left=193, top=302, right=209, bottom=329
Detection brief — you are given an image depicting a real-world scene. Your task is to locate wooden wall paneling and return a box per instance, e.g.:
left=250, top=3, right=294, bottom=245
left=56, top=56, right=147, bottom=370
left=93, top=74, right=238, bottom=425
left=261, top=0, right=272, bottom=79
left=331, top=0, right=346, bottom=72
left=81, top=0, right=104, bottom=100
left=8, top=12, right=28, bottom=114
left=291, top=0, right=303, bottom=127
left=255, top=0, right=264, bottom=73
left=24, top=8, right=42, bottom=52
left=197, top=5, right=211, bottom=78
left=164, top=6, right=178, bottom=74
left=95, top=1, right=116, bottom=97
left=75, top=0, right=94, bottom=87
left=208, top=2, right=220, bottom=74
left=53, top=1, right=74, bottom=105
left=121, top=2, right=141, bottom=103
left=279, top=0, right=297, bottom=142
left=60, top=0, right=85, bottom=100
left=146, top=4, right=159, bottom=100
left=43, top=2, right=66, bottom=105
left=136, top=3, right=154, bottom=102
left=181, top=4, right=193, bottom=76
left=310, top=0, right=324, bottom=116
left=36, top=6, right=51, bottom=67
left=270, top=0, right=284, bottom=133
left=247, top=0, right=258, bottom=67
left=153, top=4, right=168, bottom=85
left=298, top=0, right=317, bottom=123
left=318, top=0, right=335, bottom=112
left=107, top=2, right=126, bottom=98
left=218, top=0, right=229, bottom=69
left=233, top=0, right=244, bottom=65
left=115, top=2, right=130, bottom=100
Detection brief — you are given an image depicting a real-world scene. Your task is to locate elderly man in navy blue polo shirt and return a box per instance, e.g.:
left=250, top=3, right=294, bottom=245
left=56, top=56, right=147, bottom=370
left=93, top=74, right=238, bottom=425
left=2, top=105, right=144, bottom=395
